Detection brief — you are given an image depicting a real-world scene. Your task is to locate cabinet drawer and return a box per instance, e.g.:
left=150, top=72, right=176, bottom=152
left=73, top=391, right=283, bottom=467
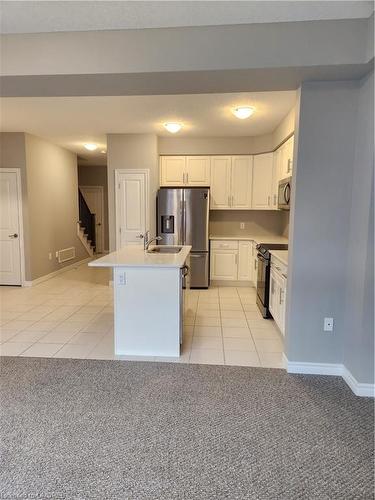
left=270, top=256, right=287, bottom=278
left=211, top=240, right=239, bottom=250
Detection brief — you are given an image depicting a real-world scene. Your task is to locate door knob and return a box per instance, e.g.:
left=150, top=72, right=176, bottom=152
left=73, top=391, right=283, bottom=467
left=8, top=233, right=18, bottom=238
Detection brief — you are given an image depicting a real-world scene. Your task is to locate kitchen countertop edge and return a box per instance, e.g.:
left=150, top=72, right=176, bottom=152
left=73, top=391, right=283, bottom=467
left=88, top=245, right=192, bottom=268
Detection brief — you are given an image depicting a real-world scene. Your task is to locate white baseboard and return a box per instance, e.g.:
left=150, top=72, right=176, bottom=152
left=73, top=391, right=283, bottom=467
left=22, top=257, right=93, bottom=287
left=284, top=355, right=375, bottom=398
left=210, top=280, right=254, bottom=287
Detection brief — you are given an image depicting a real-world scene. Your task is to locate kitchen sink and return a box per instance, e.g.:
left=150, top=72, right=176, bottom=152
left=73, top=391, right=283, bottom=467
left=147, top=246, right=182, bottom=254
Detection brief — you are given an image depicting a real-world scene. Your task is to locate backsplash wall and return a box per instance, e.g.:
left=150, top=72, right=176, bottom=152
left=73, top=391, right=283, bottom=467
left=209, top=210, right=289, bottom=238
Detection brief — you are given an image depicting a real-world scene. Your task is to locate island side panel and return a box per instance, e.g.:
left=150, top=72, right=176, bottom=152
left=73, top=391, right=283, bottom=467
left=114, top=266, right=181, bottom=357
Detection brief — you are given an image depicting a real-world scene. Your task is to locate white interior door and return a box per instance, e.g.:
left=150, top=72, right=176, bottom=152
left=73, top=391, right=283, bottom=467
left=79, top=186, right=104, bottom=253
left=115, top=170, right=149, bottom=249
left=0, top=170, right=22, bottom=285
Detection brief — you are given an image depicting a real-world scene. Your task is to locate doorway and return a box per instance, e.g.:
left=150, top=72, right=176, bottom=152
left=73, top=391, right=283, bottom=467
left=115, top=169, right=149, bottom=249
left=79, top=186, right=105, bottom=253
left=0, top=169, right=24, bottom=286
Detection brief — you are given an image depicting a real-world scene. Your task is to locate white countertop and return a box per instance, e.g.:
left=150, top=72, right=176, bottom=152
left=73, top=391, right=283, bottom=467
left=89, top=245, right=192, bottom=268
left=209, top=235, right=288, bottom=245
left=269, top=250, right=288, bottom=267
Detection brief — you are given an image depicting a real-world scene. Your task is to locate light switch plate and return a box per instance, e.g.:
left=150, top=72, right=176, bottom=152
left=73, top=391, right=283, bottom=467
left=117, top=272, right=126, bottom=285
left=240, top=222, right=245, bottom=229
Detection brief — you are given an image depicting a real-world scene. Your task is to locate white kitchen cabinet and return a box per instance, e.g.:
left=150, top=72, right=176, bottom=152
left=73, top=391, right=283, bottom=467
left=160, top=156, right=210, bottom=186
left=160, top=156, right=186, bottom=186
left=211, top=156, right=253, bottom=210
left=211, top=249, right=238, bottom=280
left=185, top=156, right=211, bottom=185
left=210, top=157, right=232, bottom=209
left=282, top=135, right=294, bottom=178
left=210, top=239, right=257, bottom=282
left=250, top=240, right=258, bottom=285
left=271, top=150, right=281, bottom=209
left=231, top=156, right=253, bottom=209
left=238, top=241, right=252, bottom=281
left=252, top=153, right=274, bottom=209
left=269, top=258, right=287, bottom=336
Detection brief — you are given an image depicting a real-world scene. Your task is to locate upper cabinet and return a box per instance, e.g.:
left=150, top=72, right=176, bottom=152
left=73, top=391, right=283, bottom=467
left=160, top=156, right=186, bottom=186
left=277, top=135, right=294, bottom=180
left=185, top=156, right=211, bottom=185
left=231, top=156, right=253, bottom=209
left=160, top=137, right=294, bottom=209
left=252, top=153, right=273, bottom=210
left=160, top=156, right=210, bottom=187
left=210, top=156, right=253, bottom=210
left=210, top=156, right=232, bottom=209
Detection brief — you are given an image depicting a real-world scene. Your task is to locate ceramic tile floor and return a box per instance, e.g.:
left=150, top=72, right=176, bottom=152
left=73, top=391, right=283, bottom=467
left=0, top=263, right=284, bottom=368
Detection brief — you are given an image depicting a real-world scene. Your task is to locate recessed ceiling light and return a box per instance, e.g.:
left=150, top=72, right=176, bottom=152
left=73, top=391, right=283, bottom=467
left=100, top=150, right=106, bottom=154
left=164, top=122, right=182, bottom=134
left=232, top=106, right=255, bottom=119
left=84, top=143, right=98, bottom=151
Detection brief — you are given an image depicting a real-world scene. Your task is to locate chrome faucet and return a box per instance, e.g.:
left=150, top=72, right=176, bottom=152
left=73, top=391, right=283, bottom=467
left=143, top=230, right=162, bottom=251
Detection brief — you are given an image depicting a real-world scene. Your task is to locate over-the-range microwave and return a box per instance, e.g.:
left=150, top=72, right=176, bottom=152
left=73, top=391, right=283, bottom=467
left=278, top=176, right=292, bottom=210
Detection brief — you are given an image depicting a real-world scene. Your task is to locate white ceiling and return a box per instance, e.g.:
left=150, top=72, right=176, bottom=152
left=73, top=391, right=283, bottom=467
left=0, top=1, right=373, bottom=34
left=0, top=91, right=296, bottom=164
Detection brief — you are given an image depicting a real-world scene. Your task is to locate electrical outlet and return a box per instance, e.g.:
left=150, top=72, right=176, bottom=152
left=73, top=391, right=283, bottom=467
left=240, top=222, right=245, bottom=229
left=117, top=272, right=126, bottom=286
left=48, top=253, right=52, bottom=261
left=324, top=317, right=334, bottom=332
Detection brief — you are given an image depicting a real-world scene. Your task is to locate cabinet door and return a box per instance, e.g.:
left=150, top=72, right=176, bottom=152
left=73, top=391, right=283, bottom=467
left=160, top=156, right=185, bottom=186
left=210, top=249, right=238, bottom=280
left=210, top=157, right=231, bottom=209
left=271, top=151, right=281, bottom=209
left=231, top=156, right=253, bottom=209
left=252, top=153, right=273, bottom=209
left=280, top=135, right=294, bottom=178
left=279, top=275, right=287, bottom=336
left=269, top=268, right=280, bottom=326
left=238, top=241, right=252, bottom=281
left=186, top=156, right=210, bottom=186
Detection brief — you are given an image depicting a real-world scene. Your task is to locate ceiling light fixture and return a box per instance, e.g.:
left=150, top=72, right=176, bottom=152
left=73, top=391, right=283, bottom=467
left=100, top=150, right=106, bottom=154
left=164, top=122, right=182, bottom=134
left=232, top=106, right=255, bottom=119
left=84, top=143, right=98, bottom=151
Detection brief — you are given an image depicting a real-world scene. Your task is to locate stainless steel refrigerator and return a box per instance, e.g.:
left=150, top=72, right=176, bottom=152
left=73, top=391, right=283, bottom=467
left=157, top=187, right=210, bottom=288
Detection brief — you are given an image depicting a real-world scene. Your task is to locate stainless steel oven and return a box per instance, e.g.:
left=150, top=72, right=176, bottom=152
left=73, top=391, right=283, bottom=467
left=278, top=176, right=292, bottom=210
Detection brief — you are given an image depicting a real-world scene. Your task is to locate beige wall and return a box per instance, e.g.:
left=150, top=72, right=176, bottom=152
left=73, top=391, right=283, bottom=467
left=158, top=134, right=273, bottom=155
left=209, top=210, right=287, bottom=238
left=107, top=134, right=158, bottom=251
left=78, top=165, right=109, bottom=251
left=24, top=134, right=87, bottom=280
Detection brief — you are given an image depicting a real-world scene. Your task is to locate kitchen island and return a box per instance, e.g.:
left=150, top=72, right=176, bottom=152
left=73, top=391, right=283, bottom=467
left=89, top=245, right=191, bottom=358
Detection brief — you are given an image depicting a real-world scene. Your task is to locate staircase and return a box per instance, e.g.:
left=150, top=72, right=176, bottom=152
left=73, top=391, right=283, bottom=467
left=77, top=189, right=96, bottom=256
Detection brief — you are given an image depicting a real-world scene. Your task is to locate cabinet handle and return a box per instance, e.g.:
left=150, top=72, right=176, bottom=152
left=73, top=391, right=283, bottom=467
left=273, top=194, right=277, bottom=205
left=235, top=254, right=238, bottom=265
left=186, top=173, right=189, bottom=184
left=268, top=196, right=270, bottom=206
left=287, top=159, right=292, bottom=173
left=228, top=196, right=230, bottom=207
left=254, top=260, right=257, bottom=270
left=231, top=195, right=234, bottom=206
left=279, top=289, right=284, bottom=305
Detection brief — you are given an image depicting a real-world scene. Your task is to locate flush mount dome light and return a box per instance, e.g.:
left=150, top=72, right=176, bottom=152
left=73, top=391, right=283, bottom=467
left=232, top=106, right=255, bottom=119
left=164, top=122, right=182, bottom=134
left=84, top=143, right=98, bottom=151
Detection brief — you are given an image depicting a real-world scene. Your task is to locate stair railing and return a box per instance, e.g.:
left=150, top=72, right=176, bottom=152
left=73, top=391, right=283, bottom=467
left=78, top=189, right=96, bottom=251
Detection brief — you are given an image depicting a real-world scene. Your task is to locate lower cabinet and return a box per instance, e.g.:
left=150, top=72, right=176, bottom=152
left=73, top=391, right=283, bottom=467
left=210, top=240, right=254, bottom=282
left=269, top=265, right=287, bottom=336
